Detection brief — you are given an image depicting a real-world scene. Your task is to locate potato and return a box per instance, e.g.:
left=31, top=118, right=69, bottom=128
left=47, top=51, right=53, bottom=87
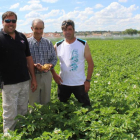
left=42, top=64, right=50, bottom=70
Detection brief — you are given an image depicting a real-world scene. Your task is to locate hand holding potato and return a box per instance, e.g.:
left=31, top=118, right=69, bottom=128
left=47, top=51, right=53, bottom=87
left=42, top=63, right=53, bottom=72
left=34, top=63, right=52, bottom=72
left=42, top=64, right=50, bottom=70
left=35, top=63, right=43, bottom=72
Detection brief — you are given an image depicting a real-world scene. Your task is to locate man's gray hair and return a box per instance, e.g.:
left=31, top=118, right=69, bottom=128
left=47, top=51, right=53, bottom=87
left=32, top=19, right=44, bottom=28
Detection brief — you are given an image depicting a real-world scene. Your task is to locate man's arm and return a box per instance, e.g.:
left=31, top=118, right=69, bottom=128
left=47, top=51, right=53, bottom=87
left=84, top=43, right=94, bottom=93
left=51, top=68, right=63, bottom=84
left=26, top=56, right=37, bottom=92
left=48, top=41, right=57, bottom=68
left=51, top=44, right=63, bottom=84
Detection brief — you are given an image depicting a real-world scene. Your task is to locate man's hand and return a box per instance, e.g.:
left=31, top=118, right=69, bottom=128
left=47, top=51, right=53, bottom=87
left=35, top=63, right=43, bottom=72
left=84, top=81, right=90, bottom=93
left=53, top=73, right=63, bottom=85
left=26, top=56, right=37, bottom=92
left=31, top=78, right=37, bottom=92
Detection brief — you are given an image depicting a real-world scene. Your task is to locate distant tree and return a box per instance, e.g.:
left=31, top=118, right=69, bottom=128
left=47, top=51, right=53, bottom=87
left=123, top=28, right=138, bottom=35
left=137, top=30, right=140, bottom=34
left=84, top=32, right=87, bottom=37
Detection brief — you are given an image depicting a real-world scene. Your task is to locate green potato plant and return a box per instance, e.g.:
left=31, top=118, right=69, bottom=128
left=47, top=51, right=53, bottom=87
left=0, top=38, right=140, bottom=139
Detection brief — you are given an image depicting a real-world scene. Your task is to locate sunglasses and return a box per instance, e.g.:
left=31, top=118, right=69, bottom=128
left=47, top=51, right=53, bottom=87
left=4, top=19, right=17, bottom=23
left=62, top=21, right=72, bottom=26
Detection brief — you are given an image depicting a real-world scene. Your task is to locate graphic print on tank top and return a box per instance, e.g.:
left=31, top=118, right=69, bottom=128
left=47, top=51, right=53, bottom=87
left=70, top=49, right=78, bottom=71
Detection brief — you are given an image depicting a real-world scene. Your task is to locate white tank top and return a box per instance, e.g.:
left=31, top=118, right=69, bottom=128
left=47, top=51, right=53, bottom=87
left=56, top=38, right=86, bottom=86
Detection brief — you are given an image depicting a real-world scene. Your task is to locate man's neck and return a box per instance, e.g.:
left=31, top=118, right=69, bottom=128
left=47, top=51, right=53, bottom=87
left=10, top=33, right=16, bottom=40
left=34, top=36, right=42, bottom=42
left=65, top=37, right=76, bottom=44
left=3, top=29, right=16, bottom=39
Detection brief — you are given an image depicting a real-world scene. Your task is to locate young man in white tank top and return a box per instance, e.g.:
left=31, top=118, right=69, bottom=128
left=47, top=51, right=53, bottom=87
left=51, top=19, right=94, bottom=106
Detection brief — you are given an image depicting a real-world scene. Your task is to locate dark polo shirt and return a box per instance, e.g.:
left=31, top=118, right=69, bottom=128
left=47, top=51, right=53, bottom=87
left=0, top=29, right=30, bottom=85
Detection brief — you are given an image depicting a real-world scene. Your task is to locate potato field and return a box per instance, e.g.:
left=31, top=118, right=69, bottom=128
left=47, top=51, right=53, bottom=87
left=0, top=38, right=140, bottom=139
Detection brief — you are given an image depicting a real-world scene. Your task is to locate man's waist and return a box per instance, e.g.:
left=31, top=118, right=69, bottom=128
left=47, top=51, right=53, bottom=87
left=35, top=69, right=51, bottom=74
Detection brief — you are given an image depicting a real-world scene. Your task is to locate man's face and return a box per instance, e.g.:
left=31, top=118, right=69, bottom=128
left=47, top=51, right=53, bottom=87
left=31, top=22, right=44, bottom=39
left=63, top=25, right=74, bottom=40
left=2, top=15, right=17, bottom=35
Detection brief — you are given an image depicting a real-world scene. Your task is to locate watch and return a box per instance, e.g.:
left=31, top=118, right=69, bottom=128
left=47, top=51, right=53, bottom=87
left=86, top=79, right=91, bottom=82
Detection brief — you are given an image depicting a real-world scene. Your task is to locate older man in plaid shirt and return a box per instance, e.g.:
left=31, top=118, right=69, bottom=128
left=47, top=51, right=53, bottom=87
left=28, top=19, right=57, bottom=106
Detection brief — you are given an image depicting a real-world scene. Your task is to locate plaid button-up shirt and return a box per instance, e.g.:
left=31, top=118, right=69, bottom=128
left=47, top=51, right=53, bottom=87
left=28, top=36, right=57, bottom=74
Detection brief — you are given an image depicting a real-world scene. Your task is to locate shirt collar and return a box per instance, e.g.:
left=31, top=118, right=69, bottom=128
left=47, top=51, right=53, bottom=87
left=31, top=36, right=43, bottom=44
left=1, top=28, right=17, bottom=35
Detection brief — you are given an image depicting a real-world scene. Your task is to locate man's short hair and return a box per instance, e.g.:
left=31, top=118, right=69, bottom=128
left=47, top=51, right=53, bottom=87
left=2, top=11, right=17, bottom=21
left=61, top=19, right=75, bottom=30
left=32, top=19, right=44, bottom=28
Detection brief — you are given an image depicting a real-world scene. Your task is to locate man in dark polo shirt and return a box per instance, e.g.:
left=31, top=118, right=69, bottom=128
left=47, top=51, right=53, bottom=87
left=0, top=11, right=37, bottom=134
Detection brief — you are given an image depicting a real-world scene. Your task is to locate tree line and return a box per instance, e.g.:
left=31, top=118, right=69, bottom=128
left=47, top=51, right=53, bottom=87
left=122, top=28, right=140, bottom=35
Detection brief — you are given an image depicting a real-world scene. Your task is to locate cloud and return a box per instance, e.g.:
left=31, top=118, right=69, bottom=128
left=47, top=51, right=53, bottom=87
left=10, top=3, right=20, bottom=9
left=64, top=10, right=79, bottom=19
left=42, top=0, right=58, bottom=3
left=135, top=14, right=140, bottom=19
left=17, top=19, right=24, bottom=23
left=76, top=1, right=85, bottom=4
left=19, top=3, right=48, bottom=11
left=118, top=0, right=127, bottom=2
left=44, top=10, right=60, bottom=18
left=75, top=7, right=79, bottom=10
left=25, top=11, right=43, bottom=19
left=94, top=4, right=104, bottom=9
left=42, top=8, right=88, bottom=30
left=63, top=2, right=139, bottom=31
left=77, top=7, right=94, bottom=20
left=128, top=4, right=139, bottom=11
left=59, top=7, right=94, bottom=21
left=17, top=1, right=140, bottom=32
left=28, top=0, right=40, bottom=4
left=95, top=2, right=138, bottom=19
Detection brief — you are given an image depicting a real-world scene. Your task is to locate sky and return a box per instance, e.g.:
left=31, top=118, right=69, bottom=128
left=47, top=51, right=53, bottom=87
left=0, top=0, right=140, bottom=33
